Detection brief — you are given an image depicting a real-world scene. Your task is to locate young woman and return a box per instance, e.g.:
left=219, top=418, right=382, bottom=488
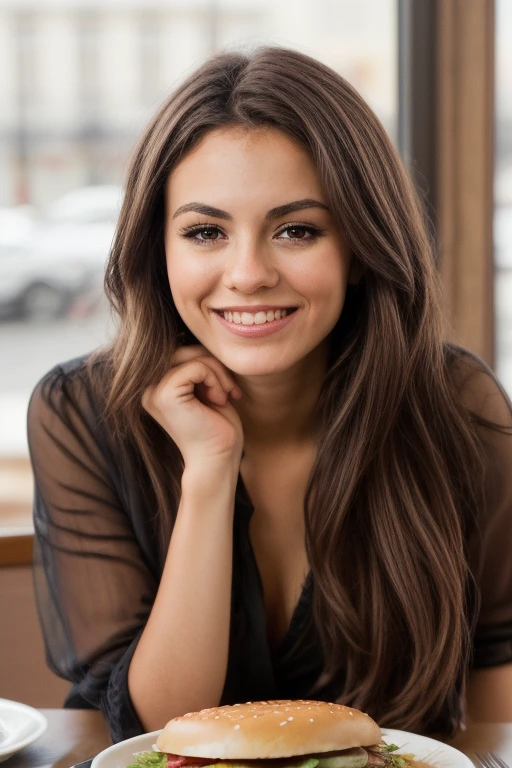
left=27, top=46, right=512, bottom=743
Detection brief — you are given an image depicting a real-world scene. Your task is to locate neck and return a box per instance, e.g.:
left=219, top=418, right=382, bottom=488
left=231, top=341, right=329, bottom=453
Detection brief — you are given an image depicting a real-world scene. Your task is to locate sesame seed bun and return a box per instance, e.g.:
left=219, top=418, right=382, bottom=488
left=155, top=700, right=381, bottom=759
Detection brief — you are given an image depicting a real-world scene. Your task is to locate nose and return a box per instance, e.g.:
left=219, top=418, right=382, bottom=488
left=222, top=236, right=279, bottom=293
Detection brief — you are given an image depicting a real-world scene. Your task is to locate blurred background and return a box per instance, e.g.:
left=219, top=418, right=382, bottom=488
left=0, top=0, right=397, bottom=459
left=0, top=0, right=510, bottom=706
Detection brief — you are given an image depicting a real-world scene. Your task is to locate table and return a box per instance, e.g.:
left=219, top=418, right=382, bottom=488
left=4, top=710, right=111, bottom=768
left=4, top=710, right=512, bottom=768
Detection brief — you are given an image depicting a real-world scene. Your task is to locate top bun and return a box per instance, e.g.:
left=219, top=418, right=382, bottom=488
left=156, top=700, right=381, bottom=759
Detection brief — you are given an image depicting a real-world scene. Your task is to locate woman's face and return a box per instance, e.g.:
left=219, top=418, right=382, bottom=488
left=165, top=125, right=358, bottom=376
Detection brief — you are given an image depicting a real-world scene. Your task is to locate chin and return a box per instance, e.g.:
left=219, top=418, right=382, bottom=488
left=230, top=364, right=290, bottom=377
left=217, top=349, right=302, bottom=377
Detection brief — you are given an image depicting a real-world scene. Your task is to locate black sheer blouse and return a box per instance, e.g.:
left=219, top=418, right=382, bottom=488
left=27, top=349, right=512, bottom=743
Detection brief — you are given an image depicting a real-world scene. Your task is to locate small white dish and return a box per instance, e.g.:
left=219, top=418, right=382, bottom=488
left=0, top=698, right=48, bottom=762
left=91, top=726, right=473, bottom=768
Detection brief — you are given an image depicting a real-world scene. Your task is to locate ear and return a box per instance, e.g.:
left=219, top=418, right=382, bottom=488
left=348, top=257, right=364, bottom=285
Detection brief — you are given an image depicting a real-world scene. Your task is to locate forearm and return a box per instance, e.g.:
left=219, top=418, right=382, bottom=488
left=128, top=466, right=238, bottom=731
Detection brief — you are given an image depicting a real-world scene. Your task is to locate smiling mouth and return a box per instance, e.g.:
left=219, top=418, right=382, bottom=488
left=213, top=308, right=298, bottom=325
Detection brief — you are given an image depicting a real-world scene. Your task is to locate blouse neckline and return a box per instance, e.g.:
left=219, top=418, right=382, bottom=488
left=234, top=470, right=314, bottom=660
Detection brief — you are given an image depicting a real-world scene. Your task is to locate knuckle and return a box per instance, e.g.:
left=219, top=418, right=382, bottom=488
left=172, top=344, right=208, bottom=361
left=196, top=355, right=232, bottom=380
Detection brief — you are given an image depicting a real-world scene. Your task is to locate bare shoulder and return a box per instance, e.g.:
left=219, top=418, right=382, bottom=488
left=445, top=344, right=512, bottom=428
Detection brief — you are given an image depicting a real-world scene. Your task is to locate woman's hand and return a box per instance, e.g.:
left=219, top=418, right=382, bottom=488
left=141, top=345, right=244, bottom=469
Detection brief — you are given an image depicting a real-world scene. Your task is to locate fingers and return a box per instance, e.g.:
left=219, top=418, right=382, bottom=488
left=179, top=361, right=229, bottom=406
left=142, top=345, right=243, bottom=422
left=171, top=345, right=242, bottom=399
left=143, top=359, right=232, bottom=417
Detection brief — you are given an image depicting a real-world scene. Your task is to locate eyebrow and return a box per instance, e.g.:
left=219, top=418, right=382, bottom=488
left=172, top=198, right=330, bottom=221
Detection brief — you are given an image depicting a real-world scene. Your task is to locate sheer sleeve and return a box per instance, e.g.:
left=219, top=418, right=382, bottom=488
left=27, top=357, right=158, bottom=741
left=454, top=350, right=512, bottom=668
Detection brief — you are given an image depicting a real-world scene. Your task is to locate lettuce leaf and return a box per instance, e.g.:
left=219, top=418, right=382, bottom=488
left=127, top=751, right=168, bottom=768
left=369, top=744, right=415, bottom=767
left=316, top=750, right=367, bottom=768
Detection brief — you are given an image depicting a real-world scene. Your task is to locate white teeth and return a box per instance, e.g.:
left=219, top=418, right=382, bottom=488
left=221, top=308, right=293, bottom=324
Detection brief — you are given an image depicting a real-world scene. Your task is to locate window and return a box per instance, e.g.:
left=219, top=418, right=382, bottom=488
left=495, top=0, right=512, bottom=396
left=0, top=0, right=398, bottom=533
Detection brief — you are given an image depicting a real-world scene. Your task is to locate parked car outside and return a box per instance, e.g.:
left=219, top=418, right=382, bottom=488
left=0, top=239, right=104, bottom=321
left=0, top=186, right=123, bottom=322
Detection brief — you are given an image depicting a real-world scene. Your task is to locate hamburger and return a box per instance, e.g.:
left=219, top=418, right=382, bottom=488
left=128, top=700, right=425, bottom=768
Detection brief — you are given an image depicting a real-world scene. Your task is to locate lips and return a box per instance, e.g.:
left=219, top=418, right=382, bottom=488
left=212, top=306, right=299, bottom=337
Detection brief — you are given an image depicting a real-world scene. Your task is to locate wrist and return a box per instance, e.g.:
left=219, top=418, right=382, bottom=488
left=181, top=461, right=240, bottom=497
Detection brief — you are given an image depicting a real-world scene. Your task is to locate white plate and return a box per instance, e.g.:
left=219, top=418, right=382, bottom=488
left=0, top=698, right=48, bottom=762
left=382, top=729, right=473, bottom=766
left=92, top=727, right=473, bottom=768
left=91, top=730, right=161, bottom=768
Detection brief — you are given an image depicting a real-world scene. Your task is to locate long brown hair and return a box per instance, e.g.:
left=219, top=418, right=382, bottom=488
left=88, top=46, right=490, bottom=734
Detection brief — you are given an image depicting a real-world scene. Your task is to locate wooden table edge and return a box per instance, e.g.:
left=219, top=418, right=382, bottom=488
left=0, top=533, right=34, bottom=566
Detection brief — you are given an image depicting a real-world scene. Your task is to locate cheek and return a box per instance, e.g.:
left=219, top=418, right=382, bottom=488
left=166, top=251, right=212, bottom=311
left=300, top=252, right=349, bottom=314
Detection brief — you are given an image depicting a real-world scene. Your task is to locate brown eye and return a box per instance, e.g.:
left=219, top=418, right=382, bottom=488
left=276, top=224, right=324, bottom=241
left=199, top=227, right=219, bottom=240
left=180, top=224, right=224, bottom=244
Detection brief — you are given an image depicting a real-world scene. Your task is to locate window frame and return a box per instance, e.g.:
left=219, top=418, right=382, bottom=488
left=398, top=0, right=495, bottom=367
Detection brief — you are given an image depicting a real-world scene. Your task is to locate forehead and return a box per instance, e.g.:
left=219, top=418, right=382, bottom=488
left=166, top=125, right=325, bottom=209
